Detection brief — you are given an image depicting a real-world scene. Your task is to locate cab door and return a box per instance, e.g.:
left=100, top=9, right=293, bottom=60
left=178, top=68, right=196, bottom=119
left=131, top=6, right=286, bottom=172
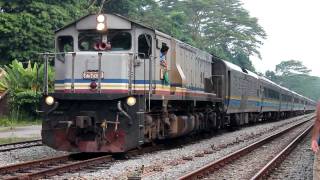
left=134, top=28, right=154, bottom=94
left=155, top=33, right=171, bottom=86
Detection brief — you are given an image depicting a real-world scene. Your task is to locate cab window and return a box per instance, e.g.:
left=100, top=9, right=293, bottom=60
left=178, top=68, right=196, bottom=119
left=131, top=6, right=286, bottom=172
left=138, top=34, right=152, bottom=58
left=57, top=36, right=74, bottom=52
left=78, top=30, right=131, bottom=51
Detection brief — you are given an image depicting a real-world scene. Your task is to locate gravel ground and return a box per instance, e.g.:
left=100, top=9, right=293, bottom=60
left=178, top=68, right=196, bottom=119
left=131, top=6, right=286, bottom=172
left=267, top=133, right=314, bottom=180
left=206, top=120, right=312, bottom=179
left=0, top=146, right=68, bottom=167
left=0, top=125, right=68, bottom=168
left=57, top=114, right=314, bottom=180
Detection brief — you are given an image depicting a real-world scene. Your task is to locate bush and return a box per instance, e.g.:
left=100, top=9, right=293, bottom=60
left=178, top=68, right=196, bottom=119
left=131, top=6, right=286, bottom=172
left=10, top=90, right=42, bottom=119
left=0, top=117, right=12, bottom=127
left=0, top=60, right=54, bottom=120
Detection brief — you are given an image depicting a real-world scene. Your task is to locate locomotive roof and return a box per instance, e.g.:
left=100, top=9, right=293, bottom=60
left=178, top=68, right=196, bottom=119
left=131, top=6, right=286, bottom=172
left=55, top=13, right=212, bottom=60
left=55, top=13, right=155, bottom=33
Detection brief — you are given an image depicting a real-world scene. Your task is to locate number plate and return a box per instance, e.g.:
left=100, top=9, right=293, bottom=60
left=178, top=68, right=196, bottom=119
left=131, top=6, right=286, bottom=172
left=83, top=71, right=104, bottom=79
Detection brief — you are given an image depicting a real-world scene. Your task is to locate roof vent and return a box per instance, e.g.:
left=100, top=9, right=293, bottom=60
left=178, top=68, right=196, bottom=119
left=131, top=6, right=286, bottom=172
left=241, top=68, right=248, bottom=74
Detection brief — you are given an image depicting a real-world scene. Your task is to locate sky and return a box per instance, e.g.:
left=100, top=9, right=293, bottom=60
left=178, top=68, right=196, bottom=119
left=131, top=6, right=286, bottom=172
left=241, top=0, right=320, bottom=77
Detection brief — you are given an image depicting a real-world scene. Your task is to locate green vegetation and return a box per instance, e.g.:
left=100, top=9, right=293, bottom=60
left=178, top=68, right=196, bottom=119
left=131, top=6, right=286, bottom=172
left=265, top=60, right=320, bottom=101
left=0, top=136, right=40, bottom=145
left=101, top=0, right=266, bottom=72
left=0, top=117, right=41, bottom=127
left=0, top=69, right=5, bottom=92
left=0, top=60, right=54, bottom=120
left=0, top=0, right=266, bottom=71
left=0, top=0, right=89, bottom=64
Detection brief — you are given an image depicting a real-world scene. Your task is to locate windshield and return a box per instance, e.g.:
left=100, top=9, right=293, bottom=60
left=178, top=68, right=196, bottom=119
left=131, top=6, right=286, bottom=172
left=78, top=30, right=131, bottom=51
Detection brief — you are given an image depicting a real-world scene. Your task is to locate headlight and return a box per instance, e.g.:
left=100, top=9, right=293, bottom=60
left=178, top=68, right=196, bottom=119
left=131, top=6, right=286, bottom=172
left=97, top=14, right=105, bottom=23
left=45, top=96, right=54, bottom=106
left=127, top=96, right=136, bottom=106
left=96, top=23, right=106, bottom=31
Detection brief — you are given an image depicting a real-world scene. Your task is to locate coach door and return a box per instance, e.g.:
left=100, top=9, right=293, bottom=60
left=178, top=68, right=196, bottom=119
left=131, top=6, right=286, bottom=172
left=240, top=73, right=249, bottom=125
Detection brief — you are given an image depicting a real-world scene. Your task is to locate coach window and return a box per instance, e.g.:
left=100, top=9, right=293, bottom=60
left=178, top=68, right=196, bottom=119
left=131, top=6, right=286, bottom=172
left=57, top=36, right=74, bottom=52
left=138, top=34, right=152, bottom=58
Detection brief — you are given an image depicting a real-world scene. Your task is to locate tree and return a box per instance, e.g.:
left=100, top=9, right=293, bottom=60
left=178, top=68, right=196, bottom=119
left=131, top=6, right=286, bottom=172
left=0, top=60, right=54, bottom=118
left=102, top=0, right=266, bottom=71
left=232, top=51, right=255, bottom=72
left=275, top=60, right=311, bottom=76
left=0, top=0, right=88, bottom=63
left=265, top=60, right=319, bottom=101
left=265, top=70, right=277, bottom=81
left=0, top=0, right=266, bottom=72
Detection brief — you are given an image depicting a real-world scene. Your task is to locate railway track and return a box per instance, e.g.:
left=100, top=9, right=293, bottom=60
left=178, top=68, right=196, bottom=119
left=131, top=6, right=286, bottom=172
left=0, top=153, right=113, bottom=180
left=0, top=139, right=42, bottom=152
left=0, top=144, right=161, bottom=180
left=251, top=124, right=312, bottom=179
left=178, top=117, right=314, bottom=180
left=0, top=115, right=314, bottom=179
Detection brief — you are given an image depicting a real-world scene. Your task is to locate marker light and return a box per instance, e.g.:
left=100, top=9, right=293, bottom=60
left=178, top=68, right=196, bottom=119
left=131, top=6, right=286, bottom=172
left=127, top=96, right=136, bottom=106
left=45, top=96, right=54, bottom=106
left=96, top=23, right=106, bottom=31
left=90, top=81, right=97, bottom=89
left=97, top=14, right=105, bottom=23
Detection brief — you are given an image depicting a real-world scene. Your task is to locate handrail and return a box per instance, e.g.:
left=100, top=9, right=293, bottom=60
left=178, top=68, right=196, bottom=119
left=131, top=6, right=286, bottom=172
left=128, top=53, right=134, bottom=95
left=71, top=53, right=76, bottom=93
left=43, top=54, right=49, bottom=95
left=98, top=52, right=102, bottom=93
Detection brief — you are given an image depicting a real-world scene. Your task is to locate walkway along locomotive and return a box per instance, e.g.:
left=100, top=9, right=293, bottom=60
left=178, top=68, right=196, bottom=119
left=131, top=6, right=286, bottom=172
left=41, top=14, right=316, bottom=153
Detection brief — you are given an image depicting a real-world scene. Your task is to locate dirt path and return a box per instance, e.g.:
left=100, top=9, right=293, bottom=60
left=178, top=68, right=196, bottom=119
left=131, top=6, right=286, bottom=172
left=0, top=125, right=41, bottom=139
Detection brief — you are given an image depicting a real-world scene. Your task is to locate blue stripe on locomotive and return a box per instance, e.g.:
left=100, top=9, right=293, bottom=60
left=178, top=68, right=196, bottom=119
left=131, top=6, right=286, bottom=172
left=55, top=79, right=205, bottom=91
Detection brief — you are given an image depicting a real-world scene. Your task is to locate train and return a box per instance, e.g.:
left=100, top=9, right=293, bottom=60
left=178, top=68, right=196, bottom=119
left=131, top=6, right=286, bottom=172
left=41, top=13, right=316, bottom=153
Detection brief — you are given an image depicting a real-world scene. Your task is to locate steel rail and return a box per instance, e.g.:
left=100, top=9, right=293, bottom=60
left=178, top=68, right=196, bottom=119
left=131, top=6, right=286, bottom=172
left=6, top=155, right=113, bottom=180
left=0, top=139, right=42, bottom=152
left=0, top=154, right=71, bottom=175
left=250, top=124, right=313, bottom=180
left=178, top=117, right=314, bottom=180
left=2, top=143, right=162, bottom=179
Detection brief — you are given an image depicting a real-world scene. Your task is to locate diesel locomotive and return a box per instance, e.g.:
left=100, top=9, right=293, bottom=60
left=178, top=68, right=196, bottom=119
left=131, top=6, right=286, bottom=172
left=41, top=13, right=316, bottom=153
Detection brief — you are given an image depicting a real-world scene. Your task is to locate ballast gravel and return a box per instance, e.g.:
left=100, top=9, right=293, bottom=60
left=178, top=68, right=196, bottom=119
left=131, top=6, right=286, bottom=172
left=206, top=121, right=312, bottom=179
left=58, top=114, right=314, bottom=180
left=0, top=146, right=68, bottom=167
left=267, top=133, right=314, bottom=180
